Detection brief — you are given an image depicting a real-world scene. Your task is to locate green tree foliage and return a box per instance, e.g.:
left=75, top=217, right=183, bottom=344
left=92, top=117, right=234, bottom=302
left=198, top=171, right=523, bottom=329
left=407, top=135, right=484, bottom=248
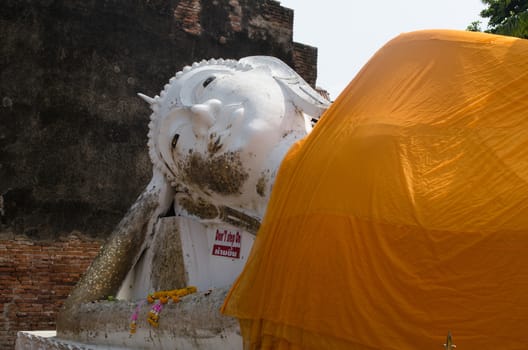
left=472, top=0, right=528, bottom=38
left=467, top=20, right=483, bottom=32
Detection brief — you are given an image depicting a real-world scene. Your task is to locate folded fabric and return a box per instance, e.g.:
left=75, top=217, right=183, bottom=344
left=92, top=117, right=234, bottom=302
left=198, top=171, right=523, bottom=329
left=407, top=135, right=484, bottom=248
left=222, top=30, right=528, bottom=349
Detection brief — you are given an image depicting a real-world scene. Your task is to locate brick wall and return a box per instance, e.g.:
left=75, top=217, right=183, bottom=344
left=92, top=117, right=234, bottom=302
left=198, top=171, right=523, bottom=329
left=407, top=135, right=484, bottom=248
left=293, top=42, right=318, bottom=88
left=174, top=0, right=203, bottom=35
left=261, top=0, right=294, bottom=30
left=0, top=234, right=102, bottom=349
left=0, top=0, right=318, bottom=243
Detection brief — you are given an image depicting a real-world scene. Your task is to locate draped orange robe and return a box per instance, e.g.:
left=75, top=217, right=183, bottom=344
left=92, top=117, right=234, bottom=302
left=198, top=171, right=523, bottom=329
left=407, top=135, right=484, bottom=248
left=222, top=30, right=528, bottom=349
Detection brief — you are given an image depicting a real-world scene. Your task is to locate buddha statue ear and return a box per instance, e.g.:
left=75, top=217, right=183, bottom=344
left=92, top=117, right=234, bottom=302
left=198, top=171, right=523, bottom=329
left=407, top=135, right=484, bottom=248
left=239, top=56, right=331, bottom=120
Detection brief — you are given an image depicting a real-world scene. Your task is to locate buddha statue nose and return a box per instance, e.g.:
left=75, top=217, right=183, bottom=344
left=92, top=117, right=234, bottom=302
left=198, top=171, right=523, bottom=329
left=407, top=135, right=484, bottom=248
left=190, top=99, right=222, bottom=138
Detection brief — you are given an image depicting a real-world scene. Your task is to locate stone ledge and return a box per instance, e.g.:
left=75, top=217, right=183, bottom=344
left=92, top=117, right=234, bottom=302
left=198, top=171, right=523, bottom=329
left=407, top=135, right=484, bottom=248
left=49, top=288, right=240, bottom=349
left=15, top=331, right=128, bottom=350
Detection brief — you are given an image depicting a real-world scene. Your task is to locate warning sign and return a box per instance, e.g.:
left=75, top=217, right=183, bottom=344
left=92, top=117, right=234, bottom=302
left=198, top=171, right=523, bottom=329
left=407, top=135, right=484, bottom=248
left=212, top=229, right=241, bottom=259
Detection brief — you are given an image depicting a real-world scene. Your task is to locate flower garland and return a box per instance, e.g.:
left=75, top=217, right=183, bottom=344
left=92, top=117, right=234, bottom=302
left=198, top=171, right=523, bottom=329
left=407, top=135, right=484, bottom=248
left=147, top=300, right=163, bottom=327
left=129, top=286, right=198, bottom=334
left=129, top=300, right=144, bottom=334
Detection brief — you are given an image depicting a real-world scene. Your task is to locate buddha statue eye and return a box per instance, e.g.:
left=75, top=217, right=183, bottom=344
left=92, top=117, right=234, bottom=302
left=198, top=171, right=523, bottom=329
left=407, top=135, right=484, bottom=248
left=202, top=76, right=216, bottom=88
left=171, top=134, right=179, bottom=148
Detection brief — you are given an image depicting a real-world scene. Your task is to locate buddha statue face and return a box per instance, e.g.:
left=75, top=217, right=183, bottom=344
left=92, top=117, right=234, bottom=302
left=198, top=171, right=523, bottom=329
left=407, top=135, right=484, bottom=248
left=141, top=56, right=329, bottom=221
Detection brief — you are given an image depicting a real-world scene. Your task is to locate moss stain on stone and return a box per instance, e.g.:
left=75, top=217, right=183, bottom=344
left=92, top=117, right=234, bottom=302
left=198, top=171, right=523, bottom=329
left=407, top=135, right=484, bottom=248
left=179, top=196, right=219, bottom=219
left=256, top=174, right=267, bottom=197
left=151, top=224, right=186, bottom=290
left=183, top=151, right=248, bottom=195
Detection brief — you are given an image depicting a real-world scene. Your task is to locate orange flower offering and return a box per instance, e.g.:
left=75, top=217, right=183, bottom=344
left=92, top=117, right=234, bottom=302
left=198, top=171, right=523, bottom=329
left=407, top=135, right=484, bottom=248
left=130, top=286, right=198, bottom=334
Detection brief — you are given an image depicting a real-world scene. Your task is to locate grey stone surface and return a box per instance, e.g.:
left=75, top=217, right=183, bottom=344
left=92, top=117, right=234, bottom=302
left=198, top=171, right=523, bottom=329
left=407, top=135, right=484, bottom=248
left=57, top=287, right=241, bottom=349
left=16, top=331, right=130, bottom=350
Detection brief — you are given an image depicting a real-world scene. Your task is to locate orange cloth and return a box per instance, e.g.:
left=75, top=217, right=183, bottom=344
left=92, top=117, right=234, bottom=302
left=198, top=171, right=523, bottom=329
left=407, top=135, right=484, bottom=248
left=222, top=30, right=528, bottom=349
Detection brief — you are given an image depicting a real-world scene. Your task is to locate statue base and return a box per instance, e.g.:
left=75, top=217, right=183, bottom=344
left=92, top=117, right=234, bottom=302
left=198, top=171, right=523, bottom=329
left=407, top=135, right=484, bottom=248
left=19, top=288, right=241, bottom=349
left=16, top=330, right=127, bottom=350
left=118, top=215, right=255, bottom=300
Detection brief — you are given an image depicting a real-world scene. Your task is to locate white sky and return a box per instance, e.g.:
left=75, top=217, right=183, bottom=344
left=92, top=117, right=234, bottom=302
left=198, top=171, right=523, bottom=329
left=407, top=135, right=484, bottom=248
left=279, top=1, right=485, bottom=100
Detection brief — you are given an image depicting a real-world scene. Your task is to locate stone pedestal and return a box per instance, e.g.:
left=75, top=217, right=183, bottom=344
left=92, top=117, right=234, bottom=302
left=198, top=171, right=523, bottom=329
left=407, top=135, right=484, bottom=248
left=17, top=288, right=241, bottom=349
left=117, top=215, right=255, bottom=300
left=15, top=331, right=128, bottom=350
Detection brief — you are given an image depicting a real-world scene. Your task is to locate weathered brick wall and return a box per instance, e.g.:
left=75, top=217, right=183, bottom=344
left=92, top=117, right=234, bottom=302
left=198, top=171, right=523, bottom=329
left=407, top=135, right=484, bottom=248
left=0, top=0, right=317, bottom=241
left=174, top=0, right=203, bottom=35
left=0, top=234, right=102, bottom=349
left=293, top=42, right=318, bottom=88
